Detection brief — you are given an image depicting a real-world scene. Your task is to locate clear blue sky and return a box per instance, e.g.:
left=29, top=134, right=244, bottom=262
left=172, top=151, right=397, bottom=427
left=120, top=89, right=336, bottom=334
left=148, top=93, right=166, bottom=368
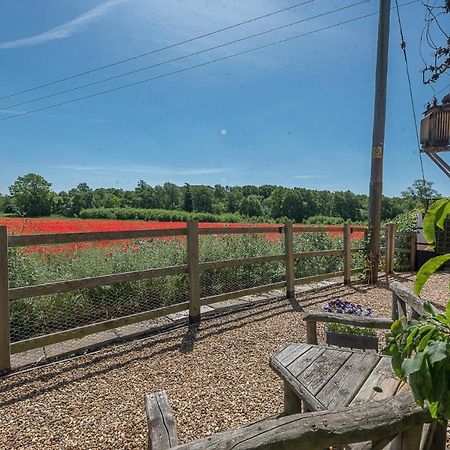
left=0, top=0, right=449, bottom=196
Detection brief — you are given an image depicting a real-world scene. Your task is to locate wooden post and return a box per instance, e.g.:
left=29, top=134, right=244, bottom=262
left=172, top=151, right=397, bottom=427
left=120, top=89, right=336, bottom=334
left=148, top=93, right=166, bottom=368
left=386, top=223, right=395, bottom=273
left=283, top=382, right=302, bottom=415
left=343, top=223, right=352, bottom=284
left=306, top=321, right=318, bottom=345
left=410, top=232, right=417, bottom=272
left=284, top=221, right=295, bottom=299
left=186, top=221, right=200, bottom=325
left=0, top=226, right=10, bottom=374
left=391, top=292, right=399, bottom=321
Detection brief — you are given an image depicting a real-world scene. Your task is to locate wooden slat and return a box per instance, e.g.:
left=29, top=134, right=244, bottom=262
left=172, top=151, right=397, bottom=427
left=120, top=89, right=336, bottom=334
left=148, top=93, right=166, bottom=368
left=9, top=265, right=188, bottom=301
left=294, top=271, right=344, bottom=285
left=199, top=281, right=286, bottom=306
left=302, top=311, right=393, bottom=329
left=351, top=357, right=402, bottom=406
left=317, top=352, right=380, bottom=409
left=301, top=348, right=352, bottom=395
left=145, top=390, right=179, bottom=450
left=198, top=226, right=282, bottom=235
left=292, top=225, right=344, bottom=233
left=284, top=221, right=295, bottom=299
left=10, top=301, right=189, bottom=354
left=8, top=228, right=186, bottom=247
left=0, top=226, right=10, bottom=373
left=275, top=343, right=310, bottom=366
left=293, top=249, right=344, bottom=259
left=199, top=254, right=284, bottom=271
left=390, top=282, right=440, bottom=316
left=288, top=346, right=326, bottom=377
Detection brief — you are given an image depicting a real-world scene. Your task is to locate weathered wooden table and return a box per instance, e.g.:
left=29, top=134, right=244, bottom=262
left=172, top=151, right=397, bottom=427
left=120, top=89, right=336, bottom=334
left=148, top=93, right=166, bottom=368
left=270, top=342, right=407, bottom=414
left=270, top=342, right=426, bottom=450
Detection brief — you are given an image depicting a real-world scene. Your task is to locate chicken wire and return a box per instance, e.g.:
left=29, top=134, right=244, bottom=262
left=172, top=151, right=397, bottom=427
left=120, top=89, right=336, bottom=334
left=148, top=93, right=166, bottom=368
left=8, top=236, right=188, bottom=343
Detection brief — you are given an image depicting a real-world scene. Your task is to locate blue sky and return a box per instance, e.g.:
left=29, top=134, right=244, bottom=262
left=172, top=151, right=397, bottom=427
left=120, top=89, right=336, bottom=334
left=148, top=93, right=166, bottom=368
left=0, top=0, right=449, bottom=196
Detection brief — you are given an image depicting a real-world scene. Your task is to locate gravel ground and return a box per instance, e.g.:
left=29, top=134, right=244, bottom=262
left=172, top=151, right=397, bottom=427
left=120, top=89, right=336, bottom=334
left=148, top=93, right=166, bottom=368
left=1, top=272, right=449, bottom=449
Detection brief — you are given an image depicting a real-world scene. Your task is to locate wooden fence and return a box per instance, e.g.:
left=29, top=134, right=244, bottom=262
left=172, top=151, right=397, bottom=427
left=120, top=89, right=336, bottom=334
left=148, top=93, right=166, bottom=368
left=0, top=222, right=414, bottom=373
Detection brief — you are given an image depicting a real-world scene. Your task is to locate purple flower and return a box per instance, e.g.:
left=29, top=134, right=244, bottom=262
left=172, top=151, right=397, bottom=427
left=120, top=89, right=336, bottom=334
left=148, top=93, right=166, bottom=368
left=322, top=298, right=372, bottom=317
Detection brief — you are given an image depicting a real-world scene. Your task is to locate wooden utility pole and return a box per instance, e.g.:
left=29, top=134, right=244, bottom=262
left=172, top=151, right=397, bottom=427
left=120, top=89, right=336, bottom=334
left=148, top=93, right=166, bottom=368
left=367, top=0, right=391, bottom=284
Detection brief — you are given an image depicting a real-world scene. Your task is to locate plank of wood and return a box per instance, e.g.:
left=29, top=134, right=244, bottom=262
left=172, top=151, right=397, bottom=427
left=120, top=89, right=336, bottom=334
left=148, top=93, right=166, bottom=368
left=293, top=249, right=344, bottom=259
left=351, top=357, right=401, bottom=406
left=11, top=301, right=189, bottom=354
left=302, top=311, right=393, bottom=329
left=294, top=271, right=344, bottom=285
left=284, top=221, right=295, bottom=299
left=301, top=348, right=352, bottom=395
left=187, top=221, right=200, bottom=324
left=199, top=254, right=284, bottom=271
left=199, top=281, right=286, bottom=306
left=9, top=265, right=188, bottom=301
left=198, top=226, right=282, bottom=235
left=287, top=346, right=327, bottom=377
left=292, top=225, right=345, bottom=233
left=275, top=343, right=310, bottom=367
left=317, top=352, right=380, bottom=409
left=390, top=282, right=440, bottom=316
left=0, top=227, right=10, bottom=373
left=8, top=228, right=186, bottom=247
left=145, top=390, right=178, bottom=450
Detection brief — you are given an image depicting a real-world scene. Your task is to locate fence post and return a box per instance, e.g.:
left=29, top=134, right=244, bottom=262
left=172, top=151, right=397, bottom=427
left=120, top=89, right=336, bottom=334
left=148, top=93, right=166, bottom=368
left=284, top=221, right=295, bottom=299
left=410, top=232, right=417, bottom=271
left=186, top=221, right=200, bottom=325
left=0, top=226, right=10, bottom=374
left=386, top=222, right=395, bottom=273
left=343, top=223, right=352, bottom=284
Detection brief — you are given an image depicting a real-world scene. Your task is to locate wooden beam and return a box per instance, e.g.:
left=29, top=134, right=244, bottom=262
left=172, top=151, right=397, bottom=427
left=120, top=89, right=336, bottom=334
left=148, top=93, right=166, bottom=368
left=294, top=249, right=344, bottom=259
left=292, top=225, right=344, bottom=233
left=343, top=223, right=352, bottom=284
left=145, top=390, right=179, bottom=450
left=284, top=221, right=295, bottom=299
left=200, top=281, right=286, bottom=306
left=9, top=265, right=188, bottom=301
left=8, top=228, right=186, bottom=247
left=171, top=393, right=430, bottom=450
left=302, top=311, right=393, bottom=329
left=10, top=301, right=189, bottom=354
left=199, top=254, right=284, bottom=271
left=198, top=226, right=282, bottom=235
left=187, top=221, right=201, bottom=325
left=0, top=226, right=10, bottom=373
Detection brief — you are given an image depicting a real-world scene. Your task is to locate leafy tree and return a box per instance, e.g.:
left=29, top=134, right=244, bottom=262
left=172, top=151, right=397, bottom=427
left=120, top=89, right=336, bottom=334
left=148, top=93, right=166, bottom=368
left=183, top=184, right=193, bottom=212
left=68, top=183, right=95, bottom=216
left=192, top=186, right=214, bottom=213
left=9, top=173, right=54, bottom=217
left=401, top=179, right=440, bottom=209
left=134, top=180, right=155, bottom=209
left=239, top=195, right=264, bottom=217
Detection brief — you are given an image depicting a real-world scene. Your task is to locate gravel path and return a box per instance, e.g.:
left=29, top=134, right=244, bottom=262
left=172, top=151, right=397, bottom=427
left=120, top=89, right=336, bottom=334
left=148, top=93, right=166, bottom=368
left=1, top=272, right=448, bottom=449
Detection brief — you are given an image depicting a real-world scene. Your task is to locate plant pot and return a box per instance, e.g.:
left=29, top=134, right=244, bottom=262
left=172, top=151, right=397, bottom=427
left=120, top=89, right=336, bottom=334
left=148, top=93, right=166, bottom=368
left=324, top=328, right=379, bottom=351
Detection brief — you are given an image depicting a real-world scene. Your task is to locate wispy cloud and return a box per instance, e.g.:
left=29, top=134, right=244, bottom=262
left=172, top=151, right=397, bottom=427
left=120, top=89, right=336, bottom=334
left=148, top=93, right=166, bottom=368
left=52, top=165, right=235, bottom=176
left=291, top=175, right=322, bottom=179
left=0, top=0, right=130, bottom=49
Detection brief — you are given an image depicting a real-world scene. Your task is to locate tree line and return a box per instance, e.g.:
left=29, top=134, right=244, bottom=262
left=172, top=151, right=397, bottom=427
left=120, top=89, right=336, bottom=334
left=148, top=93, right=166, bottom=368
left=0, top=173, right=440, bottom=223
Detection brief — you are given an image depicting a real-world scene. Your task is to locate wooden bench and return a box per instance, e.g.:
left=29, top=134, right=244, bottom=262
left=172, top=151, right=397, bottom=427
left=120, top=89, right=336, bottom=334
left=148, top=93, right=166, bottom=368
left=144, top=389, right=431, bottom=449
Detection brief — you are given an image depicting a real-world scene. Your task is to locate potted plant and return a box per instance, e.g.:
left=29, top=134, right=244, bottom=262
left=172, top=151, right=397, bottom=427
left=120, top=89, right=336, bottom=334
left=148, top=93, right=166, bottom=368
left=322, top=299, right=379, bottom=351
left=385, top=197, right=450, bottom=421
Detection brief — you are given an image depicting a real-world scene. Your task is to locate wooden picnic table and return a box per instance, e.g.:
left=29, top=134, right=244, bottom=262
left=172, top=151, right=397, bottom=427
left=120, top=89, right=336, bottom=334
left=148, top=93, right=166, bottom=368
left=270, top=342, right=407, bottom=414
left=270, top=342, right=424, bottom=449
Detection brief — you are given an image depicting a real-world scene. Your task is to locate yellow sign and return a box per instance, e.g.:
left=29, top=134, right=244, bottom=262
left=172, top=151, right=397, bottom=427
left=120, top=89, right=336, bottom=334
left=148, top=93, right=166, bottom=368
left=372, top=146, right=383, bottom=158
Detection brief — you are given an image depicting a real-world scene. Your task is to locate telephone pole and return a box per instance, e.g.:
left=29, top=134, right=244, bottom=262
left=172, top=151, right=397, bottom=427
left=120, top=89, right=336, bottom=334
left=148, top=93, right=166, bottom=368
left=367, top=0, right=391, bottom=284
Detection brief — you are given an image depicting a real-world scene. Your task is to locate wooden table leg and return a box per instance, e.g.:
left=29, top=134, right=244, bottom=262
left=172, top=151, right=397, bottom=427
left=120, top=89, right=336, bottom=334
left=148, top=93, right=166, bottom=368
left=283, top=381, right=302, bottom=415
left=388, top=423, right=423, bottom=450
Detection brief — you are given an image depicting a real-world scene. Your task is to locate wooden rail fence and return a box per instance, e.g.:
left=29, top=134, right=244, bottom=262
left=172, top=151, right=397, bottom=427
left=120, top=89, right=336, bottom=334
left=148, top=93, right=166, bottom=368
left=0, top=221, right=414, bottom=373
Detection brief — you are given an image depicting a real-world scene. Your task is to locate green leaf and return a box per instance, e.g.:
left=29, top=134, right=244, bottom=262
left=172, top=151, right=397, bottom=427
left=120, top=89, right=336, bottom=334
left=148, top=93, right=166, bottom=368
left=435, top=199, right=450, bottom=230
left=415, top=254, right=450, bottom=296
left=426, top=340, right=448, bottom=365
left=402, top=352, right=425, bottom=377
left=423, top=198, right=449, bottom=247
left=418, top=328, right=435, bottom=352
left=445, top=301, right=450, bottom=323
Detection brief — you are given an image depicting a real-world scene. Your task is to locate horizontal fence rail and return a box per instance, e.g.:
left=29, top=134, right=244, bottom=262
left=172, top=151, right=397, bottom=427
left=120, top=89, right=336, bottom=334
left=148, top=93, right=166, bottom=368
left=0, top=221, right=415, bottom=373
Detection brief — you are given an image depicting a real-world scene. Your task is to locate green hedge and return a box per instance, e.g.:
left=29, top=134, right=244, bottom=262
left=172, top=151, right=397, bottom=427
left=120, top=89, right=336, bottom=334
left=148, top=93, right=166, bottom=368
left=79, top=207, right=267, bottom=223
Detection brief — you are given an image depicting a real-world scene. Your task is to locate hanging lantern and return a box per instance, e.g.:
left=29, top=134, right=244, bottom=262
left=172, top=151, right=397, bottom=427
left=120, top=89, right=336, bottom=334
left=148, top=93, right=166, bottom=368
left=420, top=94, right=450, bottom=152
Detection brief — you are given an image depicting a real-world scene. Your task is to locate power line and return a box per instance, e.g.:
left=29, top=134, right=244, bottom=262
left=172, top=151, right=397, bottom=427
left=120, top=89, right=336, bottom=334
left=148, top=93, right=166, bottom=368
left=393, top=0, right=427, bottom=188
left=1, top=0, right=418, bottom=122
left=2, top=0, right=370, bottom=110
left=0, top=0, right=317, bottom=102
